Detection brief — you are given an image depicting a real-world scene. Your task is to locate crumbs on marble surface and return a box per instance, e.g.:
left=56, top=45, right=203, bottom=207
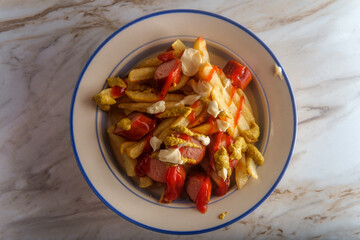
left=274, top=64, right=284, bottom=80
left=218, top=211, right=228, bottom=220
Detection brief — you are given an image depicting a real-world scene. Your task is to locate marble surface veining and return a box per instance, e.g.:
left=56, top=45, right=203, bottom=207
left=1, top=0, right=360, bottom=239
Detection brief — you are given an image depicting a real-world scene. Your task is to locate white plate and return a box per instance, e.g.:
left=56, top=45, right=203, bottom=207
left=70, top=10, right=297, bottom=234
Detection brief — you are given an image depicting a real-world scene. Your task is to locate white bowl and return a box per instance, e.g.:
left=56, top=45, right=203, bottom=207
left=70, top=9, right=297, bottom=234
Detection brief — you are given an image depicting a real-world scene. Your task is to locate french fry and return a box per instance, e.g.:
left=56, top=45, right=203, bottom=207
left=116, top=95, right=134, bottom=103
left=168, top=75, right=190, bottom=92
left=193, top=37, right=210, bottom=63
left=123, top=109, right=133, bottom=116
left=120, top=141, right=136, bottom=154
left=126, top=139, right=147, bottom=159
left=172, top=39, right=186, bottom=58
left=246, top=155, right=258, bottom=180
left=107, top=126, right=137, bottom=177
left=128, top=67, right=156, bottom=82
left=117, top=102, right=179, bottom=113
left=139, top=176, right=153, bottom=188
left=235, top=154, right=249, bottom=189
left=187, top=107, right=208, bottom=128
left=136, top=57, right=162, bottom=68
left=217, top=70, right=255, bottom=123
left=210, top=84, right=237, bottom=137
left=153, top=117, right=176, bottom=136
left=126, top=81, right=151, bottom=92
left=180, top=82, right=196, bottom=95
left=199, top=62, right=253, bottom=138
left=125, top=90, right=185, bottom=103
left=121, top=151, right=138, bottom=177
left=191, top=122, right=219, bottom=135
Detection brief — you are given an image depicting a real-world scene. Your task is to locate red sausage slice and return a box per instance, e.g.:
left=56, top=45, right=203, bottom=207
left=186, top=172, right=212, bottom=213
left=113, top=112, right=156, bottom=141
left=174, top=133, right=206, bottom=165
left=162, top=165, right=186, bottom=203
left=153, top=59, right=181, bottom=99
left=186, top=173, right=205, bottom=202
left=223, top=60, right=252, bottom=90
left=154, top=59, right=178, bottom=81
left=146, top=158, right=167, bottom=183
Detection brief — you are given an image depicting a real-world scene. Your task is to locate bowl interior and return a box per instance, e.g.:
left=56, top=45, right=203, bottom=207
left=98, top=37, right=270, bottom=200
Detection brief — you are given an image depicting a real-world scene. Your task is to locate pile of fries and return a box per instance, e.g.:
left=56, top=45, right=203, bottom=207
left=94, top=37, right=264, bottom=211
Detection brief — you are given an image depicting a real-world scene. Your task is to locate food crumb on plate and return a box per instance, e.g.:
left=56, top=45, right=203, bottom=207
left=218, top=211, right=228, bottom=220
left=274, top=64, right=284, bottom=80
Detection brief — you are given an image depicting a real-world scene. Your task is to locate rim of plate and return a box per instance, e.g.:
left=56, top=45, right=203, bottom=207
left=70, top=9, right=297, bottom=235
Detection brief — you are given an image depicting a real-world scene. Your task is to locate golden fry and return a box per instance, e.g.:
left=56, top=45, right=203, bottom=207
left=125, top=90, right=185, bottom=103
left=128, top=67, right=156, bottom=82
left=139, top=176, right=153, bottom=188
left=172, top=39, right=187, bottom=58
left=117, top=102, right=178, bottom=113
left=246, top=155, right=258, bottom=180
left=235, top=155, right=249, bottom=189
left=168, top=75, right=190, bottom=92
left=193, top=37, right=210, bottom=63
left=136, top=57, right=162, bottom=68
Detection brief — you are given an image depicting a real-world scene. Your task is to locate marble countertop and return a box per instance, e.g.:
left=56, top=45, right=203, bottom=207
left=1, top=0, right=359, bottom=239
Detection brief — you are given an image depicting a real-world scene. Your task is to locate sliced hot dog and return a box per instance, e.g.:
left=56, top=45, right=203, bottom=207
left=186, top=172, right=212, bottom=213
left=161, top=164, right=186, bottom=203
left=186, top=172, right=205, bottom=202
left=223, top=60, right=252, bottom=90
left=135, top=155, right=167, bottom=183
left=153, top=59, right=181, bottom=99
left=113, top=112, right=156, bottom=141
left=146, top=157, right=167, bottom=183
left=174, top=133, right=206, bottom=165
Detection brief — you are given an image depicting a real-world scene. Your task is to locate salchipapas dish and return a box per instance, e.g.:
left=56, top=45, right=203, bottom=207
left=93, top=37, right=264, bottom=214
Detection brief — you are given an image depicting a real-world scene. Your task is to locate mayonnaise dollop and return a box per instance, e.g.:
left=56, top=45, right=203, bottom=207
left=207, top=100, right=220, bottom=117
left=150, top=136, right=162, bottom=151
left=180, top=48, right=202, bottom=76
left=190, top=80, right=212, bottom=97
left=197, top=135, right=210, bottom=146
left=147, top=100, right=165, bottom=114
left=216, top=119, right=229, bottom=132
left=176, top=94, right=201, bottom=106
left=218, top=168, right=228, bottom=181
left=158, top=148, right=183, bottom=164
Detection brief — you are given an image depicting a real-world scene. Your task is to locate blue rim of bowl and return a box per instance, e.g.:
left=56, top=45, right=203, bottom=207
left=70, top=9, right=298, bottom=235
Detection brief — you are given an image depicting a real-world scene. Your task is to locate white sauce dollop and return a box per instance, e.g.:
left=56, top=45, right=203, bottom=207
left=190, top=80, right=212, bottom=97
left=196, top=135, right=210, bottom=146
left=158, top=148, right=184, bottom=164
left=216, top=119, right=229, bottom=132
left=176, top=94, right=201, bottom=106
left=147, top=100, right=165, bottom=114
left=150, top=136, right=162, bottom=151
left=218, top=168, right=228, bottom=181
left=207, top=100, right=220, bottom=117
left=180, top=48, right=202, bottom=76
